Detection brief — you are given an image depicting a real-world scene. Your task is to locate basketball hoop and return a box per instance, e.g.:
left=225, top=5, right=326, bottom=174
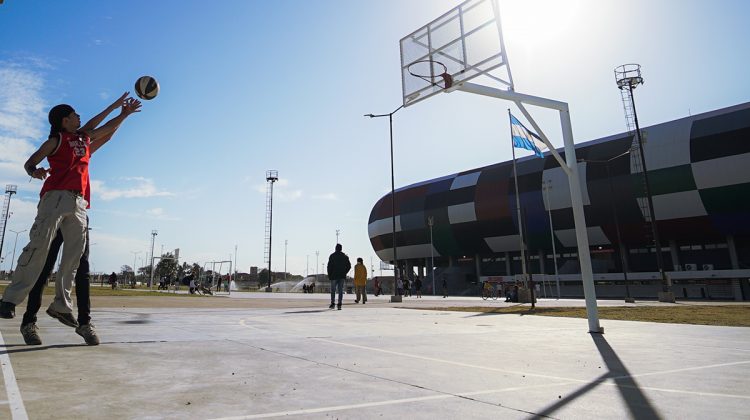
left=407, top=60, right=453, bottom=90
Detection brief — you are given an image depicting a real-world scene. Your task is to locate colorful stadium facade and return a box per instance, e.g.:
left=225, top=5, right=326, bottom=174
left=368, top=102, right=750, bottom=300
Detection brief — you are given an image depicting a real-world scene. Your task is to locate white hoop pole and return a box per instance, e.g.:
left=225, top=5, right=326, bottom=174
left=456, top=81, right=601, bottom=333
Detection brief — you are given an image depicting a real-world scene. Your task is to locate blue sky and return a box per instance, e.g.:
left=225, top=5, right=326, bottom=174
left=1, top=0, right=748, bottom=277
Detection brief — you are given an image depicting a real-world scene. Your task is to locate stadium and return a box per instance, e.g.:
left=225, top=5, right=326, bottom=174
left=368, top=102, right=750, bottom=300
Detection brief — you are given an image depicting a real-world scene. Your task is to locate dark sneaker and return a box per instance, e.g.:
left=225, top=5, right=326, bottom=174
left=337, top=304, right=342, bottom=310
left=46, top=307, right=79, bottom=328
left=75, top=323, right=100, bottom=346
left=20, top=323, right=42, bottom=345
left=0, top=301, right=15, bottom=319
left=329, top=303, right=335, bottom=309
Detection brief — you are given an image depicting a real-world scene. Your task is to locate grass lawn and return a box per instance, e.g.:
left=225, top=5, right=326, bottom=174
left=413, top=305, right=750, bottom=327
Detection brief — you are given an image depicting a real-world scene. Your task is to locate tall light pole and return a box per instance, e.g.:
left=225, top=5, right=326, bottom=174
left=315, top=251, right=319, bottom=276
left=8, top=228, right=27, bottom=275
left=306, top=254, right=309, bottom=278
left=579, top=150, right=635, bottom=303
left=542, top=180, right=561, bottom=299
left=428, top=216, right=435, bottom=295
left=615, top=64, right=671, bottom=302
left=365, top=104, right=405, bottom=302
left=284, top=240, right=287, bottom=280
left=264, top=170, right=278, bottom=292
left=335, top=230, right=340, bottom=245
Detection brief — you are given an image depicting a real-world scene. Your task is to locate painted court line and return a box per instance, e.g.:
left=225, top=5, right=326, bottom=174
left=242, top=316, right=750, bottom=400
left=0, top=330, right=29, bottom=420
left=314, top=337, right=579, bottom=383
left=209, top=381, right=576, bottom=420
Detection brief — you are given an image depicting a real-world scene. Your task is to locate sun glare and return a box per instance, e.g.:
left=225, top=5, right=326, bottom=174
left=500, top=0, right=585, bottom=49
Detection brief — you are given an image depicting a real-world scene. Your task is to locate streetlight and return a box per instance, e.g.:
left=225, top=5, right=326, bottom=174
left=315, top=251, right=319, bottom=276
left=578, top=150, right=635, bottom=303
left=8, top=229, right=27, bottom=275
left=365, top=104, right=405, bottom=302
left=0, top=185, right=18, bottom=269
left=150, top=230, right=158, bottom=288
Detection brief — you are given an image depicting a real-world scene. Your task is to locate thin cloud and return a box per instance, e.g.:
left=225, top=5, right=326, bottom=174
left=0, top=58, right=50, bottom=191
left=253, top=178, right=302, bottom=202
left=0, top=62, right=47, bottom=187
left=92, top=177, right=175, bottom=201
left=312, top=193, right=338, bottom=201
left=93, top=207, right=181, bottom=222
left=145, top=207, right=180, bottom=221
left=0, top=64, right=46, bottom=140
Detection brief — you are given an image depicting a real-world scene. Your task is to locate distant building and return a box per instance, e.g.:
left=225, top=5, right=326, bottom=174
left=369, top=102, right=750, bottom=300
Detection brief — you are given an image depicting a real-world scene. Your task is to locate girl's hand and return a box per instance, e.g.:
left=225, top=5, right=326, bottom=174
left=122, top=97, right=142, bottom=116
left=32, top=167, right=50, bottom=180
left=109, top=92, right=129, bottom=110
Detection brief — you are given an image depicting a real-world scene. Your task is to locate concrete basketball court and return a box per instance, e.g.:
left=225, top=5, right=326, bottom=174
left=0, top=293, right=748, bottom=419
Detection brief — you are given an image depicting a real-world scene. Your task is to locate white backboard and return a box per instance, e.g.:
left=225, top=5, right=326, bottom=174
left=400, top=0, right=513, bottom=107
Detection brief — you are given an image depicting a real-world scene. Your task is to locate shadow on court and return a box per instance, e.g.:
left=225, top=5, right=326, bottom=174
left=532, top=334, right=662, bottom=419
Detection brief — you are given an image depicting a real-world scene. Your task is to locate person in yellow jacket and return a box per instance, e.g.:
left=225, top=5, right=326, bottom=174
left=353, top=257, right=368, bottom=304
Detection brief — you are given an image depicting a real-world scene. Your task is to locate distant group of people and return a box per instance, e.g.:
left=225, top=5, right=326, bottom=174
left=323, top=245, right=448, bottom=304
left=396, top=272, right=424, bottom=298
left=188, top=276, right=214, bottom=295
left=302, top=283, right=316, bottom=293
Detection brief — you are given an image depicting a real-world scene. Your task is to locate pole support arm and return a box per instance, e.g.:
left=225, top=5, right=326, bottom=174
left=457, top=82, right=572, bottom=176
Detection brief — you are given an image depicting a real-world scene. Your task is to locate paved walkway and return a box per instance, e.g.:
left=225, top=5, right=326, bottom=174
left=0, top=295, right=748, bottom=419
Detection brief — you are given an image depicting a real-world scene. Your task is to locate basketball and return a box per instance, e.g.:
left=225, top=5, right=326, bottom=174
left=134, top=76, right=159, bottom=100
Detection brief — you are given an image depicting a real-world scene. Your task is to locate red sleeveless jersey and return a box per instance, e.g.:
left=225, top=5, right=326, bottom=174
left=40, top=131, right=91, bottom=207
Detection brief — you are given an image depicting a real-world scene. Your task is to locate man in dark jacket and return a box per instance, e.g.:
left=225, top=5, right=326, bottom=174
left=327, top=244, right=351, bottom=310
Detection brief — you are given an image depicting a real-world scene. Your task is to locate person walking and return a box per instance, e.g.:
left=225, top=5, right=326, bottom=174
left=327, top=244, right=351, bottom=310
left=353, top=257, right=367, bottom=304
left=109, top=271, right=118, bottom=289
left=442, top=276, right=448, bottom=298
left=414, top=274, right=422, bottom=298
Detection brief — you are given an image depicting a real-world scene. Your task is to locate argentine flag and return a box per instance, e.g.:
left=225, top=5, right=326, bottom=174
left=510, top=114, right=546, bottom=158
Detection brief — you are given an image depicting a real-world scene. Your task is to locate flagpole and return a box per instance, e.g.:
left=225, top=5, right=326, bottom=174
left=509, top=110, right=528, bottom=280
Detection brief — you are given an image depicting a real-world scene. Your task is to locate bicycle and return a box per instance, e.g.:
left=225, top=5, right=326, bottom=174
left=481, top=283, right=499, bottom=300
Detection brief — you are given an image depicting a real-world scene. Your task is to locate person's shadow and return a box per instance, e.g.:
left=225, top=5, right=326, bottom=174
left=0, top=343, right=87, bottom=354
left=531, top=334, right=662, bottom=419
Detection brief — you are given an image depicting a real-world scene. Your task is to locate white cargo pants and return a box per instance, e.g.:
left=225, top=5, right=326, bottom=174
left=2, top=190, right=87, bottom=314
